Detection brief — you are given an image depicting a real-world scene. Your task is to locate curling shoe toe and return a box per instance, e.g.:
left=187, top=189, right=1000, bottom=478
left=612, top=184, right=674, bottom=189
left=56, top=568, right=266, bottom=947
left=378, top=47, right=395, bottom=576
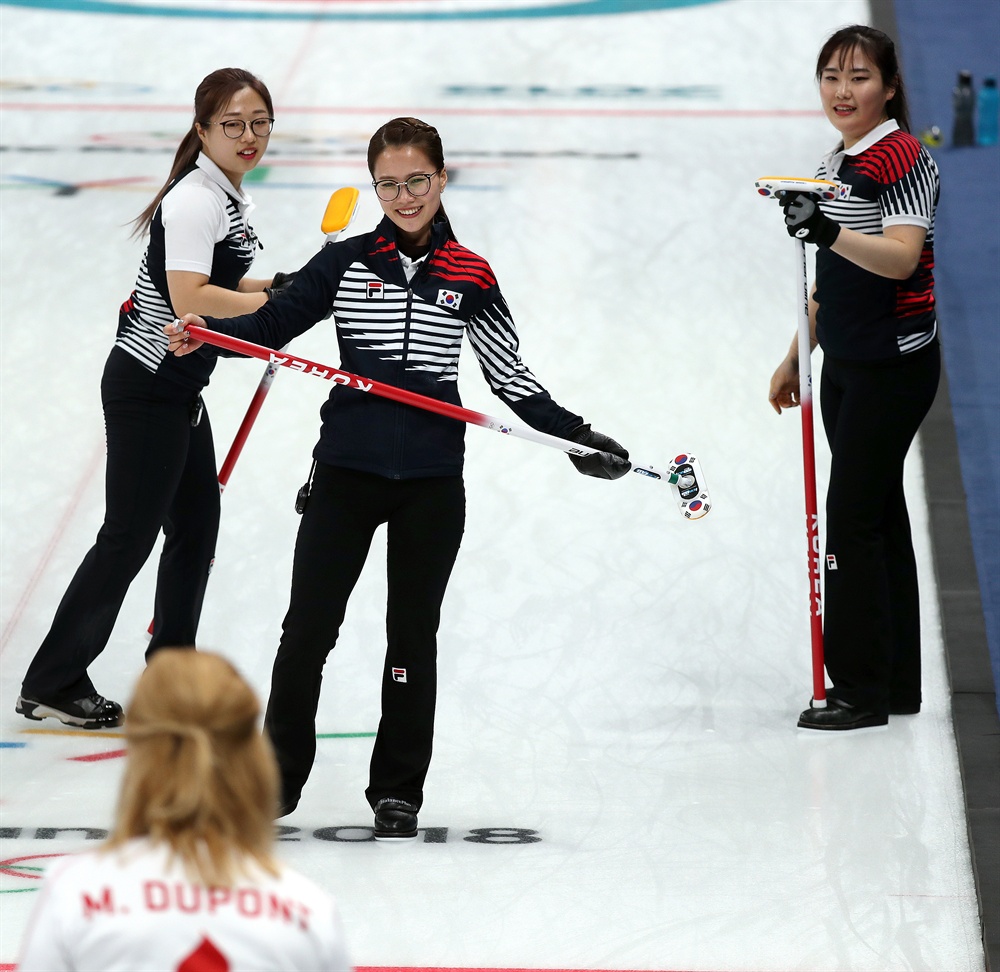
left=373, top=798, right=419, bottom=840
left=797, top=698, right=887, bottom=731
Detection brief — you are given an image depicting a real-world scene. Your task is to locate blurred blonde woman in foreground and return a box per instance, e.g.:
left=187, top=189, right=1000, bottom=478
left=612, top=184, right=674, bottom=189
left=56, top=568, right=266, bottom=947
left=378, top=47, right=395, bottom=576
left=18, top=649, right=352, bottom=971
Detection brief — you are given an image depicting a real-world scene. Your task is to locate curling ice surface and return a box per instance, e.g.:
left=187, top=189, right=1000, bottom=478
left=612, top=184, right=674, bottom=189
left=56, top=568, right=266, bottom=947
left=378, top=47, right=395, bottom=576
left=0, top=1, right=983, bottom=970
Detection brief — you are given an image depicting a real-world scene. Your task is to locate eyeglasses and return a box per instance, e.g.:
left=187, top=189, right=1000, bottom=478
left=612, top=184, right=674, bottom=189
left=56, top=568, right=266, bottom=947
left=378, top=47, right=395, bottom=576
left=372, top=171, right=440, bottom=201
left=206, top=117, right=274, bottom=139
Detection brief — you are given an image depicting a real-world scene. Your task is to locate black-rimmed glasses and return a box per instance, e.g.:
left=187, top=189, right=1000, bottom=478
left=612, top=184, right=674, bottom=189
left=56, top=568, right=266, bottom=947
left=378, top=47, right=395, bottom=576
left=206, top=117, right=275, bottom=139
left=372, top=171, right=439, bottom=201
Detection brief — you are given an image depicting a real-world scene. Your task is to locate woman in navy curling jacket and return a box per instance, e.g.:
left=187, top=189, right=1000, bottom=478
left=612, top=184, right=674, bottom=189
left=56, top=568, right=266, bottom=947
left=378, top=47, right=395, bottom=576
left=167, top=117, right=630, bottom=838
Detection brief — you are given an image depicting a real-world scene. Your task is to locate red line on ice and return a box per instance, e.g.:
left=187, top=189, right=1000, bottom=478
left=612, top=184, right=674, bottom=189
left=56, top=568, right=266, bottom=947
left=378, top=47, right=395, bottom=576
left=0, top=102, right=821, bottom=120
left=69, top=749, right=127, bottom=762
left=0, top=444, right=104, bottom=655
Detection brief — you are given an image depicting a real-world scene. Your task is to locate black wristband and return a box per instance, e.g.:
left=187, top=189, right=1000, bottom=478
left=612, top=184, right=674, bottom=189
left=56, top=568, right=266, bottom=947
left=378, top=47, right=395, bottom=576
left=816, top=218, right=841, bottom=249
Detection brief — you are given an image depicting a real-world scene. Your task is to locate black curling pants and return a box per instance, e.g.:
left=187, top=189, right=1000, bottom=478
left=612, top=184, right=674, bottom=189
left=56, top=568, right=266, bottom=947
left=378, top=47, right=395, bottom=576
left=819, top=342, right=940, bottom=715
left=264, top=463, right=465, bottom=812
left=21, top=347, right=220, bottom=702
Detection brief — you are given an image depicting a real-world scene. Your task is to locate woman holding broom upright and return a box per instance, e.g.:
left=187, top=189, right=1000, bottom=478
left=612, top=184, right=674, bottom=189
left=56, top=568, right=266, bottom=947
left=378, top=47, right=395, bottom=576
left=767, top=26, right=940, bottom=731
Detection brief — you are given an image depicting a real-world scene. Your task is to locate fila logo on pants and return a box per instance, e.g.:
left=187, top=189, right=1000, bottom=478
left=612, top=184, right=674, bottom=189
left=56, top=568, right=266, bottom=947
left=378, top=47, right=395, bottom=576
left=391, top=668, right=407, bottom=683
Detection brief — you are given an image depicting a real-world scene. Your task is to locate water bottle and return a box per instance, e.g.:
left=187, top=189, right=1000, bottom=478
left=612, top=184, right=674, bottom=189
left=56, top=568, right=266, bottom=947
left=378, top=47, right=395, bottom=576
left=977, top=77, right=998, bottom=146
left=952, top=70, right=975, bottom=147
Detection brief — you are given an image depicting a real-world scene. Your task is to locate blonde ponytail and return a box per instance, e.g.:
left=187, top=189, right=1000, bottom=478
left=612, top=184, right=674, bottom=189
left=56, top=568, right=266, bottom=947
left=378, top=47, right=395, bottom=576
left=106, top=649, right=279, bottom=887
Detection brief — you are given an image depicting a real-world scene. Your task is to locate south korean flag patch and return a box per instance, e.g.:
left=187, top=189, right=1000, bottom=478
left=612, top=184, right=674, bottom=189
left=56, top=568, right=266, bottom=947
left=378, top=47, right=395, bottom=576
left=436, top=289, right=462, bottom=311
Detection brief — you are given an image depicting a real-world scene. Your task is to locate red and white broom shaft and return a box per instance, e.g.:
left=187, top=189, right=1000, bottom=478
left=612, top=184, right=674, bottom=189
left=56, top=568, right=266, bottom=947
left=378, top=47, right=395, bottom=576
left=217, top=358, right=279, bottom=491
left=189, top=326, right=597, bottom=449
left=216, top=187, right=360, bottom=491
left=795, top=239, right=826, bottom=705
left=754, top=178, right=840, bottom=704
left=184, top=325, right=697, bottom=490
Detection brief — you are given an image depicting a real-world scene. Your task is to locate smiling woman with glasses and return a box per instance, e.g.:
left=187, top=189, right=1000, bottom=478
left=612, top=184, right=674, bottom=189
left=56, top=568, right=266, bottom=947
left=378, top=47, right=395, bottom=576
left=165, top=115, right=631, bottom=840
left=16, top=68, right=296, bottom=734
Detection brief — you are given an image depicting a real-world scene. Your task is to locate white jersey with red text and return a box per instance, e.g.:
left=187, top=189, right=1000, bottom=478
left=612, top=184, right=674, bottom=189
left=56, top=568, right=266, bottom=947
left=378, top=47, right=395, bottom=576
left=17, top=839, right=352, bottom=972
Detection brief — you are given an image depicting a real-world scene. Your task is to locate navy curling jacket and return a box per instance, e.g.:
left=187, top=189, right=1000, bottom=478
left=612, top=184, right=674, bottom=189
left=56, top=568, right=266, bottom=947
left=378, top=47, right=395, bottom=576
left=202, top=215, right=583, bottom=480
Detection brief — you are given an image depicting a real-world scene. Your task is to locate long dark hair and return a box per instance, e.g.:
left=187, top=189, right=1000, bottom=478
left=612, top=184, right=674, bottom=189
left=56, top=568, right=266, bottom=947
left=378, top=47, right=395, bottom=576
left=816, top=25, right=910, bottom=133
left=367, top=116, right=456, bottom=241
left=132, top=68, right=273, bottom=238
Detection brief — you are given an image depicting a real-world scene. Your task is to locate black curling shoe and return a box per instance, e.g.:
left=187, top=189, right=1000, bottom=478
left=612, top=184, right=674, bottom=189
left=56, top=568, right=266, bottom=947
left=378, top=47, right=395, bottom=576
left=373, top=798, right=419, bottom=840
left=797, top=698, right=888, bottom=731
left=16, top=692, right=123, bottom=730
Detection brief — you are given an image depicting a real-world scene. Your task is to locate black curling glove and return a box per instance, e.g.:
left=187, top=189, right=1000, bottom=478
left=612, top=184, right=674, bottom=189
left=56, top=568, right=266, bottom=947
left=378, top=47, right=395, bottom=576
left=779, top=191, right=841, bottom=248
left=567, top=424, right=631, bottom=480
left=265, top=270, right=298, bottom=300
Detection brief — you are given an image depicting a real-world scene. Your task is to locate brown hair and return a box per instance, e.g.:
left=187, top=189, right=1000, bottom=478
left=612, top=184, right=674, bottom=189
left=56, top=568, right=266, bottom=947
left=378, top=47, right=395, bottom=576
left=105, top=649, right=279, bottom=886
left=367, top=116, right=456, bottom=241
left=816, top=25, right=910, bottom=133
left=132, top=68, right=274, bottom=238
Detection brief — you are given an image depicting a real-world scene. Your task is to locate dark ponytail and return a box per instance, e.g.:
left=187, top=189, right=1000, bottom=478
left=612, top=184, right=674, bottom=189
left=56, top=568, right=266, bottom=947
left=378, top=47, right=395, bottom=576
left=131, top=68, right=273, bottom=238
